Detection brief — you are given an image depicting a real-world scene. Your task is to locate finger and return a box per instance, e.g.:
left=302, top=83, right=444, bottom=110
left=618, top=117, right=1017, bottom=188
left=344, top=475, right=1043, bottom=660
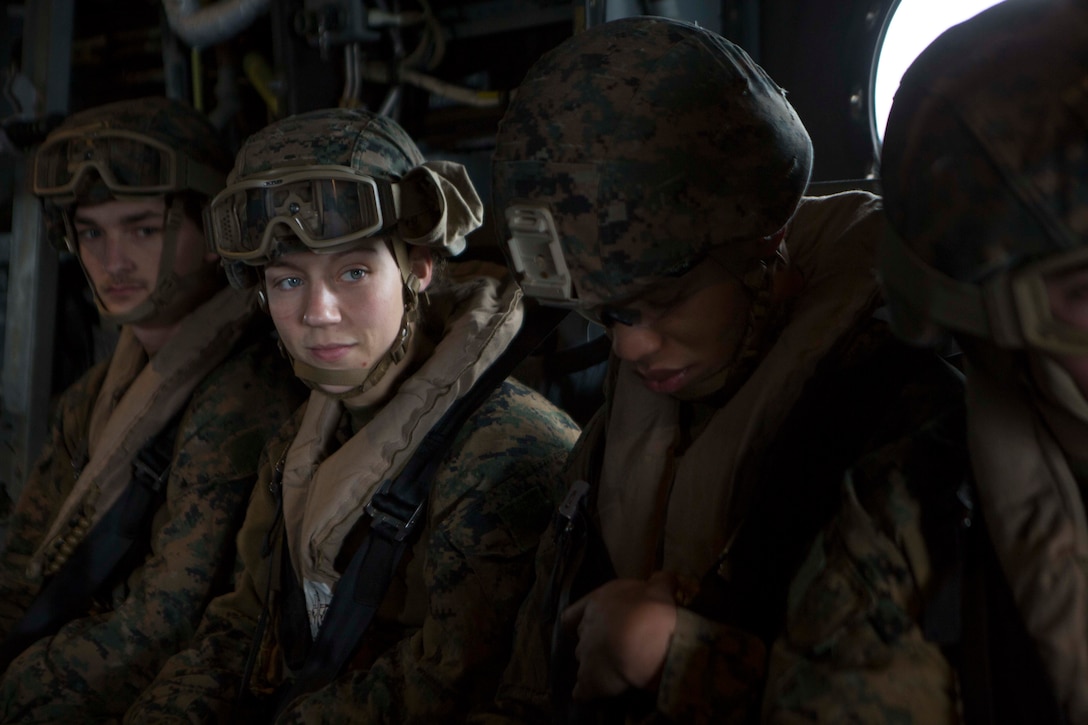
left=646, top=570, right=679, bottom=601
left=561, top=592, right=590, bottom=632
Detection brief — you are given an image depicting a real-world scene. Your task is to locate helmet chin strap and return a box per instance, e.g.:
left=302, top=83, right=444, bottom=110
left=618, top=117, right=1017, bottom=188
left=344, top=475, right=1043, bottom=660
left=676, top=241, right=790, bottom=401
left=72, top=196, right=213, bottom=326
left=288, top=238, right=423, bottom=400
left=291, top=304, right=414, bottom=399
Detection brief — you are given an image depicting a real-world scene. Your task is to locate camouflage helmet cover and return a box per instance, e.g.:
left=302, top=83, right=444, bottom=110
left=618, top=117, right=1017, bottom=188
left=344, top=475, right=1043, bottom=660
left=492, top=15, right=814, bottom=308
left=229, top=106, right=423, bottom=184
left=879, top=0, right=1088, bottom=343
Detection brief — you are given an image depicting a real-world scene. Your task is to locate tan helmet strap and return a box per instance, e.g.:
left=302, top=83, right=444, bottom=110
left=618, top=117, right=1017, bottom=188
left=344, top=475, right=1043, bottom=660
left=289, top=305, right=413, bottom=399
left=677, top=241, right=789, bottom=400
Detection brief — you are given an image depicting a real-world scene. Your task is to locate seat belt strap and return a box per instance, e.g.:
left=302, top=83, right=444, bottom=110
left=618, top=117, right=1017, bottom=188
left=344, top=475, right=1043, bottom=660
left=0, top=413, right=181, bottom=670
left=270, top=302, right=570, bottom=716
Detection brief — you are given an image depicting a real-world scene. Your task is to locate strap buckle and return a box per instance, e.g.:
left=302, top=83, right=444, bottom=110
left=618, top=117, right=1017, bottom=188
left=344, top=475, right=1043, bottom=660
left=365, top=493, right=426, bottom=542
left=557, top=479, right=590, bottom=532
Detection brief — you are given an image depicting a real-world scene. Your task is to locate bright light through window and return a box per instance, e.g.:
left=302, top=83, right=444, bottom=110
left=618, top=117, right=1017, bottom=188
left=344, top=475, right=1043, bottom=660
left=872, top=0, right=1005, bottom=146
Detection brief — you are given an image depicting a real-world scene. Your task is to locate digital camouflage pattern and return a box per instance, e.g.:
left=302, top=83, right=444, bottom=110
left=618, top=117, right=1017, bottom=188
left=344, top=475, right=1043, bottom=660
left=761, top=409, right=969, bottom=723
left=477, top=313, right=969, bottom=725
left=474, top=191, right=968, bottom=725
left=881, top=0, right=1088, bottom=286
left=0, top=317, right=305, bottom=722
left=766, top=2, right=1088, bottom=722
left=125, top=369, right=580, bottom=724
left=231, top=107, right=423, bottom=180
left=491, top=16, right=813, bottom=308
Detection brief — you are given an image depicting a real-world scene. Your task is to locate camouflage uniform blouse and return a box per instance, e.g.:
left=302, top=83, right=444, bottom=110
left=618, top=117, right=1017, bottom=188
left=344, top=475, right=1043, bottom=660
left=472, top=192, right=967, bottom=725
left=124, top=371, right=579, bottom=724
left=0, top=317, right=305, bottom=723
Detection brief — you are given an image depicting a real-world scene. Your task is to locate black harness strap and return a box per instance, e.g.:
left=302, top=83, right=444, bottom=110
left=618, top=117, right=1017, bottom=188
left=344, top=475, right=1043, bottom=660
left=0, top=413, right=181, bottom=671
left=269, top=302, right=570, bottom=717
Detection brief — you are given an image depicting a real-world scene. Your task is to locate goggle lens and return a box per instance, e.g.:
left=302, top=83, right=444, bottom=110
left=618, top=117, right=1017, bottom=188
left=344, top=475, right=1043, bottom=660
left=209, top=169, right=393, bottom=261
left=1011, top=247, right=1088, bottom=356
left=33, top=130, right=174, bottom=196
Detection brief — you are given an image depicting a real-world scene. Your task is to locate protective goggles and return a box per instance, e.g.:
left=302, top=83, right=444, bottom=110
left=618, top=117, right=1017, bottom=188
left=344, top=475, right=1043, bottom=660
left=1009, top=245, right=1088, bottom=357
left=207, top=166, right=402, bottom=262
left=32, top=127, right=223, bottom=201
left=880, top=226, right=1088, bottom=357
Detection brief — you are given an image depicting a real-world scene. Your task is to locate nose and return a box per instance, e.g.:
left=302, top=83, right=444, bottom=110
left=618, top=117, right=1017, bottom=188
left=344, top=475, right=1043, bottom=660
left=610, top=323, right=663, bottom=363
left=93, top=233, right=135, bottom=275
left=301, top=282, right=341, bottom=327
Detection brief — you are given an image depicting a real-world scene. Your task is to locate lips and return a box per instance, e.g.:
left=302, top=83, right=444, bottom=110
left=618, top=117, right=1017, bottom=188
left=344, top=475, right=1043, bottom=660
left=637, top=366, right=691, bottom=395
left=102, top=282, right=146, bottom=299
left=307, top=343, right=355, bottom=363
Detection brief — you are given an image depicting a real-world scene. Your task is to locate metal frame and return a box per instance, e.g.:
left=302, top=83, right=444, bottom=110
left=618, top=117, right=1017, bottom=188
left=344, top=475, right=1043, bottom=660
left=1, top=0, right=72, bottom=515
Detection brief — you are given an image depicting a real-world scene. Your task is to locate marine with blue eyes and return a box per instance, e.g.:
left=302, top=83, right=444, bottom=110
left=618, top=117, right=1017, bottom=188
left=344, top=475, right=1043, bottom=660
left=0, top=96, right=307, bottom=722
left=125, top=106, right=581, bottom=724
left=471, top=16, right=966, bottom=724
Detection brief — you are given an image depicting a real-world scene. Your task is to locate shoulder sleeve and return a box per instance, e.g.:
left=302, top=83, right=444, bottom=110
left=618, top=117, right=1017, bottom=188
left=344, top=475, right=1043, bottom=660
left=0, top=333, right=305, bottom=723
left=655, top=607, right=767, bottom=723
left=762, top=415, right=968, bottom=724
left=470, top=402, right=609, bottom=725
left=0, top=362, right=106, bottom=640
left=124, top=412, right=300, bottom=724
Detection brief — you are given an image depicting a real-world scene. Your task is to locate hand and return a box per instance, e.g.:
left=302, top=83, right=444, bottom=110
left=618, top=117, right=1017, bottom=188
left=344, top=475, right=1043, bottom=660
left=560, top=571, right=679, bottom=702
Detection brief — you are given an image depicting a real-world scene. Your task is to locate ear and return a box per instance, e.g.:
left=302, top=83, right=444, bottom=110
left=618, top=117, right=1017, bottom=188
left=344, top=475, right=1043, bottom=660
left=408, top=245, right=435, bottom=292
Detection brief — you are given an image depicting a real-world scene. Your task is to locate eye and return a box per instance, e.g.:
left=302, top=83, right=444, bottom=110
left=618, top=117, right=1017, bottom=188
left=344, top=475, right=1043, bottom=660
left=1048, top=270, right=1088, bottom=304
left=76, top=227, right=102, bottom=242
left=1060, top=283, right=1088, bottom=301
left=270, top=276, right=303, bottom=291
left=597, top=306, right=642, bottom=328
left=134, top=225, right=162, bottom=238
left=341, top=267, right=367, bottom=282
left=642, top=284, right=690, bottom=312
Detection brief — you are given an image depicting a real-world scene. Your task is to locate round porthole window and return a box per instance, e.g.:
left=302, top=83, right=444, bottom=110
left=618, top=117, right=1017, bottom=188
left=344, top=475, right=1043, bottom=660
left=870, top=0, right=1004, bottom=154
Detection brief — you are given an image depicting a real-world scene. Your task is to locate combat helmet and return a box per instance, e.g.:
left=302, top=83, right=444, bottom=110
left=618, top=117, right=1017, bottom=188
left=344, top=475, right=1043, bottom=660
left=32, top=96, right=232, bottom=324
left=206, top=107, right=483, bottom=394
left=491, top=15, right=813, bottom=319
left=879, top=0, right=1088, bottom=357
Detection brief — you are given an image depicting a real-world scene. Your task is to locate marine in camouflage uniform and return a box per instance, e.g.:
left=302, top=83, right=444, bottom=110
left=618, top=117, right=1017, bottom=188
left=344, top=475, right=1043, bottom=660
left=469, top=16, right=964, bottom=724
left=125, top=108, right=581, bottom=723
left=764, top=1, right=1088, bottom=722
left=0, top=97, right=306, bottom=722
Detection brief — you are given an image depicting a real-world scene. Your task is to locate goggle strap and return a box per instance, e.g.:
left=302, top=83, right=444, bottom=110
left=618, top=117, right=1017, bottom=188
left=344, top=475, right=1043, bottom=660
left=176, top=156, right=226, bottom=198
left=877, top=224, right=994, bottom=339
left=158, top=196, right=185, bottom=290
left=391, top=238, right=412, bottom=285
left=377, top=179, right=399, bottom=231
left=389, top=174, right=434, bottom=222
left=35, top=126, right=223, bottom=199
